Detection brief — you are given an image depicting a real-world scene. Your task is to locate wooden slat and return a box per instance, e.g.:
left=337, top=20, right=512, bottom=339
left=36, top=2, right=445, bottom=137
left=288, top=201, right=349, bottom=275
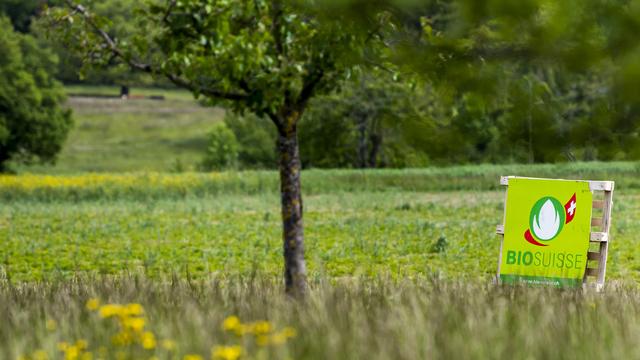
left=589, top=181, right=614, bottom=191
left=593, top=200, right=604, bottom=209
left=590, top=232, right=608, bottom=242
left=591, top=218, right=603, bottom=227
left=496, top=225, right=504, bottom=235
left=587, top=252, right=601, bottom=261
left=585, top=268, right=599, bottom=277
left=597, top=189, right=614, bottom=286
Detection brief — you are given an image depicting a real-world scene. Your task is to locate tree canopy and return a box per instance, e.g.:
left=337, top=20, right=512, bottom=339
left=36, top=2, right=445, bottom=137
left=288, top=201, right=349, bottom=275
left=0, top=15, right=72, bottom=171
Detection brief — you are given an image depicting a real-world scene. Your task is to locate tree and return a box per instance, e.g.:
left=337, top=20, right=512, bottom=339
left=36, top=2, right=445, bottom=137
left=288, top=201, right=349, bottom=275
left=0, top=16, right=72, bottom=172
left=46, top=0, right=380, bottom=296
left=299, top=71, right=432, bottom=168
left=0, top=0, right=45, bottom=33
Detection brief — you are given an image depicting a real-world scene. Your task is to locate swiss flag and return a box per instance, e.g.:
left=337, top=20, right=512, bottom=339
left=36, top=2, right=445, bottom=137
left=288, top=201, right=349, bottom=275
left=564, top=193, right=577, bottom=224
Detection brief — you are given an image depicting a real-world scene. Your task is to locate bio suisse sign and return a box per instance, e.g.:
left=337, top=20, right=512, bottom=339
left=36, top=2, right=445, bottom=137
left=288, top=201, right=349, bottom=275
left=500, top=178, right=592, bottom=287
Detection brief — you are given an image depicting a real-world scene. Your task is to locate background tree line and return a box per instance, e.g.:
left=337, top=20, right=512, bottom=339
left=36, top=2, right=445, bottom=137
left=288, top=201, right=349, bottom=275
left=2, top=0, right=639, bottom=171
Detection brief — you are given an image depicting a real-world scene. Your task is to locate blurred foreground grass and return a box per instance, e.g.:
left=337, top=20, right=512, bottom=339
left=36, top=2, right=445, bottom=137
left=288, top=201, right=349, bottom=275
left=3, top=276, right=640, bottom=359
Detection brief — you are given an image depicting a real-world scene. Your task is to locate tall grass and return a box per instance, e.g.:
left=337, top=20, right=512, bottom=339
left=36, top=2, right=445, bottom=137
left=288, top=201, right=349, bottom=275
left=4, top=161, right=640, bottom=201
left=2, top=276, right=640, bottom=359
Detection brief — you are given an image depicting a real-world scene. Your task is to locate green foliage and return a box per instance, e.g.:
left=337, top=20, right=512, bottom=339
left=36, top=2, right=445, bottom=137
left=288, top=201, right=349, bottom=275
left=0, top=0, right=45, bottom=32
left=200, top=122, right=239, bottom=171
left=45, top=0, right=378, bottom=120
left=32, top=0, right=161, bottom=86
left=224, top=113, right=277, bottom=169
left=0, top=16, right=72, bottom=171
left=299, top=73, right=432, bottom=168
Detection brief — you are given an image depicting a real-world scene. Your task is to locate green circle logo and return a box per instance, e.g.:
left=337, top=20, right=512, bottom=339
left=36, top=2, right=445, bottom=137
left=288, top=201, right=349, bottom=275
left=529, top=197, right=565, bottom=241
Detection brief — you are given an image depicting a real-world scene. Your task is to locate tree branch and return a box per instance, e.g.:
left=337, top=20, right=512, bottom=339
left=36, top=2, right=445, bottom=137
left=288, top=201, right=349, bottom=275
left=296, top=69, right=324, bottom=110
left=63, top=0, right=249, bottom=102
left=270, top=0, right=285, bottom=60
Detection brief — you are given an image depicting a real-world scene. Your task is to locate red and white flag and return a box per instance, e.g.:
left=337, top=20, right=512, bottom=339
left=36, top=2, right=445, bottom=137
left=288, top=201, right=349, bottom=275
left=564, top=193, right=577, bottom=224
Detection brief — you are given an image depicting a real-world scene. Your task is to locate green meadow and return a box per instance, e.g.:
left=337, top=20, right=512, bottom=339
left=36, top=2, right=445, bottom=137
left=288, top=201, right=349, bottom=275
left=4, top=91, right=640, bottom=359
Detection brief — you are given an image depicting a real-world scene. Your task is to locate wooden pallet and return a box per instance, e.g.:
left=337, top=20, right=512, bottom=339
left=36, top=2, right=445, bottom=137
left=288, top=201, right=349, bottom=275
left=495, top=176, right=614, bottom=290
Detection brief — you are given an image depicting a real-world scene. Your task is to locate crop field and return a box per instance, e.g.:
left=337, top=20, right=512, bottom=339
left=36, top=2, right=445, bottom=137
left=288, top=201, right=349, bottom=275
left=3, top=163, right=640, bottom=359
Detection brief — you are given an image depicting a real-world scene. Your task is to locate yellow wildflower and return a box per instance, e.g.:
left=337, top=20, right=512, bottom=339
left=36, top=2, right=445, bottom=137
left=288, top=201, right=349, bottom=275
left=99, top=304, right=123, bottom=318
left=222, top=316, right=240, bottom=331
left=183, top=355, right=204, bottom=360
left=124, top=303, right=144, bottom=316
left=252, top=321, right=271, bottom=335
left=141, top=331, right=156, bottom=349
left=111, top=331, right=134, bottom=346
left=212, top=345, right=242, bottom=360
left=122, top=317, right=146, bottom=332
left=86, top=298, right=100, bottom=311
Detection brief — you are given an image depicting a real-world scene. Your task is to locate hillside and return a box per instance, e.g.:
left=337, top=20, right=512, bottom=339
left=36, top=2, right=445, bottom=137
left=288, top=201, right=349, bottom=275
left=16, top=86, right=224, bottom=173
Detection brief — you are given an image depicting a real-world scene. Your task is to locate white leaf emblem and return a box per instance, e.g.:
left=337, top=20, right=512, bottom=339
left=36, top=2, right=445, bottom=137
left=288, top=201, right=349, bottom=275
left=532, top=199, right=560, bottom=240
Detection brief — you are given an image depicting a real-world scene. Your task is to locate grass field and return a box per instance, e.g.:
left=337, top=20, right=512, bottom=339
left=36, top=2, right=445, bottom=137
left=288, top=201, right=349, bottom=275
left=18, top=86, right=222, bottom=173
left=3, top=165, right=640, bottom=359
left=6, top=87, right=640, bottom=359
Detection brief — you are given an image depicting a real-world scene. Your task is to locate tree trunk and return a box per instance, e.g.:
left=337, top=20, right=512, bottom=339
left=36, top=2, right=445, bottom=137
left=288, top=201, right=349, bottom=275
left=277, top=120, right=307, bottom=297
left=368, top=133, right=382, bottom=168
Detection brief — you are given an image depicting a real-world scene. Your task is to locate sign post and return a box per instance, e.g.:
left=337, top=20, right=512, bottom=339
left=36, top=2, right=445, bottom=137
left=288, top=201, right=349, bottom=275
left=496, top=176, right=614, bottom=289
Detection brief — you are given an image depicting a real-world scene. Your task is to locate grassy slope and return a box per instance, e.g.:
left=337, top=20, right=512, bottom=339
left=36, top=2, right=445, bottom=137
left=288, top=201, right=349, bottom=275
left=19, top=86, right=223, bottom=173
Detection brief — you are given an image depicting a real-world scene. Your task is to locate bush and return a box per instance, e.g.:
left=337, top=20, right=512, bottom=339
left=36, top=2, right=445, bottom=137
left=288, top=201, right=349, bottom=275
left=224, top=113, right=277, bottom=169
left=200, top=123, right=239, bottom=171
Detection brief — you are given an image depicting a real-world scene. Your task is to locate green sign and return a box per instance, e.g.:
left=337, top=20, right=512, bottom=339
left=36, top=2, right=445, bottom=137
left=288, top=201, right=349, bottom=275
left=500, top=178, right=593, bottom=287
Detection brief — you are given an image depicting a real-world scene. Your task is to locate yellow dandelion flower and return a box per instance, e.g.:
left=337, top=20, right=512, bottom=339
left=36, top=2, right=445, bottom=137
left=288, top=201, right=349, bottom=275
left=122, top=317, right=146, bottom=332
left=212, top=345, right=242, bottom=360
left=141, top=331, right=156, bottom=349
left=183, top=355, right=204, bottom=360
left=111, top=331, right=134, bottom=346
left=124, top=303, right=144, bottom=316
left=63, top=345, right=79, bottom=360
left=99, top=304, right=123, bottom=318
left=86, top=298, right=100, bottom=311
left=222, top=316, right=240, bottom=331
left=252, top=321, right=272, bottom=335
left=57, top=342, right=70, bottom=351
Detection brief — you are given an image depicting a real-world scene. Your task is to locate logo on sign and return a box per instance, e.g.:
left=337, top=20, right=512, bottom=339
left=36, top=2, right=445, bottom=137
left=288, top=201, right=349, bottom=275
left=524, top=193, right=577, bottom=247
